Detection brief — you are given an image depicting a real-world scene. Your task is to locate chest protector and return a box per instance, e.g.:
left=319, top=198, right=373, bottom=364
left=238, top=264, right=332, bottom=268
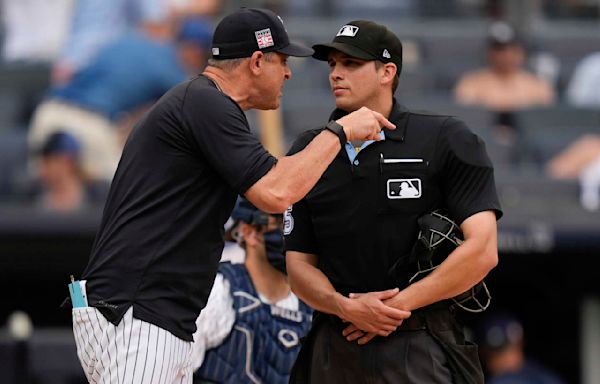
left=196, top=263, right=313, bottom=384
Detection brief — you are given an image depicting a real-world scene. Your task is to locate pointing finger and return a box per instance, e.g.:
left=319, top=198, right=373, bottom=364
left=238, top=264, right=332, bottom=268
left=373, top=111, right=396, bottom=130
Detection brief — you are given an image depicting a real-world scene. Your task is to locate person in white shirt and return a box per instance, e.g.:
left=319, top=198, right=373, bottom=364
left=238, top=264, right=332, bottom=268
left=191, top=197, right=313, bottom=384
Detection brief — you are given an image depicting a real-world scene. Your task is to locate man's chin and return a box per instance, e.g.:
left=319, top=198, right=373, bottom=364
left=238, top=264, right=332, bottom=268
left=334, top=99, right=354, bottom=112
left=257, top=102, right=279, bottom=111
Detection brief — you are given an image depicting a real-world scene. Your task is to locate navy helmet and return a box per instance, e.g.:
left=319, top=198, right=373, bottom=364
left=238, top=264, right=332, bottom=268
left=230, top=197, right=286, bottom=273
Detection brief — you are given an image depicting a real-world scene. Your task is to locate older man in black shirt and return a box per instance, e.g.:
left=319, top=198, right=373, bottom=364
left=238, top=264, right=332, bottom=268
left=69, top=9, right=395, bottom=384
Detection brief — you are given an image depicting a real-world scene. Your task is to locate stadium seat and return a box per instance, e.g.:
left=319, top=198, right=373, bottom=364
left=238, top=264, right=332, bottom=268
left=0, top=129, right=29, bottom=201
left=514, top=105, right=600, bottom=163
left=0, top=62, right=51, bottom=130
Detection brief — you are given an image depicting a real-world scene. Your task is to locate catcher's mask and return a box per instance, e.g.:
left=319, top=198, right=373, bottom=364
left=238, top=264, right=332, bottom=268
left=395, top=210, right=491, bottom=313
left=229, top=197, right=287, bottom=274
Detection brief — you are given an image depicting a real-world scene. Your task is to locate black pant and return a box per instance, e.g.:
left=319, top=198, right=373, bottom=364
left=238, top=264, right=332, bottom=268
left=290, top=309, right=484, bottom=384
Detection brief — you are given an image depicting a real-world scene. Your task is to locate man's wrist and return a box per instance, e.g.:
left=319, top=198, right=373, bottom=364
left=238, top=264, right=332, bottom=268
left=331, top=291, right=349, bottom=318
left=325, top=120, right=347, bottom=149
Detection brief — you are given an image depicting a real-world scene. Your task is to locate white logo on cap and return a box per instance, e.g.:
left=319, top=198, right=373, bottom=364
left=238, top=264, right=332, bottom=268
left=336, top=25, right=359, bottom=37
left=255, top=28, right=275, bottom=49
left=277, top=15, right=287, bottom=32
left=383, top=49, right=391, bottom=59
left=212, top=47, right=220, bottom=56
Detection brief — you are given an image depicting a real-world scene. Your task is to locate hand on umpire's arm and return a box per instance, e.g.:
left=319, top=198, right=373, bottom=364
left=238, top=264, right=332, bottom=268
left=245, top=107, right=395, bottom=213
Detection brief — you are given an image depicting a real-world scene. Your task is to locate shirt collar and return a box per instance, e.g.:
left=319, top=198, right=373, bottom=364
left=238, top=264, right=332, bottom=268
left=328, top=98, right=409, bottom=142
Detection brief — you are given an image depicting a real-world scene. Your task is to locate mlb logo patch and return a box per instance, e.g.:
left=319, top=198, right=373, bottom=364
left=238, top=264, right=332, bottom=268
left=255, top=28, right=275, bottom=49
left=337, top=25, right=359, bottom=37
left=387, top=178, right=422, bottom=199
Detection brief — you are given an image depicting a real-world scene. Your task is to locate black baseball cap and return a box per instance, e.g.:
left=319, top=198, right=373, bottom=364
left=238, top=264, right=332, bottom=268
left=211, top=7, right=313, bottom=60
left=312, top=20, right=403, bottom=75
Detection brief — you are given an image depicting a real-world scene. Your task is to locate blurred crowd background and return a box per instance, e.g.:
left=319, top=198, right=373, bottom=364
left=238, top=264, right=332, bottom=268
left=0, top=0, right=599, bottom=383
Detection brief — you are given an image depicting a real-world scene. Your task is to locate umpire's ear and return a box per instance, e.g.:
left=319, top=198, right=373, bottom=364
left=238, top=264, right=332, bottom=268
left=379, top=62, right=397, bottom=88
left=249, top=51, right=265, bottom=76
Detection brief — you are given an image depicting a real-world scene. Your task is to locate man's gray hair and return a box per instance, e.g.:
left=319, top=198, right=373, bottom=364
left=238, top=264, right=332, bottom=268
left=207, top=52, right=277, bottom=71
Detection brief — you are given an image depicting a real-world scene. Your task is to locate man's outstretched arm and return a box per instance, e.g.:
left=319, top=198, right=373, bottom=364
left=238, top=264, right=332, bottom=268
left=246, top=107, right=395, bottom=213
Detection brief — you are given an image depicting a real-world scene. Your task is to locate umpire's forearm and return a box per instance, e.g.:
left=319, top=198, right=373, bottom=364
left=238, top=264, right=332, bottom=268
left=286, top=251, right=347, bottom=318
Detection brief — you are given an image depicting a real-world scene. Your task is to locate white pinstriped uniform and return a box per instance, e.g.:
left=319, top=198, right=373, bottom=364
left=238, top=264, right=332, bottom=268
left=72, top=307, right=193, bottom=383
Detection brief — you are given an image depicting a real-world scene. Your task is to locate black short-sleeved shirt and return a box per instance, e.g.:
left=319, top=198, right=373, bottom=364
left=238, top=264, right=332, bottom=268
left=79, top=75, right=276, bottom=341
left=284, top=101, right=502, bottom=297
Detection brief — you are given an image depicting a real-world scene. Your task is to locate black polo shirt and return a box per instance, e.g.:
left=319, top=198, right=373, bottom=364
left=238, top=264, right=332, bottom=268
left=79, top=75, right=276, bottom=341
left=284, top=100, right=502, bottom=296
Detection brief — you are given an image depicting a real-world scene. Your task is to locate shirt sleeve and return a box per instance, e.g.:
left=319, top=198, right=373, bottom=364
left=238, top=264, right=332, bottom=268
left=436, top=117, right=503, bottom=225
left=283, top=131, right=321, bottom=254
left=182, top=86, right=277, bottom=194
left=191, top=273, right=235, bottom=372
left=283, top=198, right=319, bottom=254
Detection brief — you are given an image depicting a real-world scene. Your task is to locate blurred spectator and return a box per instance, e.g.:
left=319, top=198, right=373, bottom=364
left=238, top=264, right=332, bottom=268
left=28, top=131, right=109, bottom=212
left=27, top=17, right=212, bottom=181
left=546, top=134, right=600, bottom=211
left=167, top=0, right=221, bottom=19
left=542, top=52, right=600, bottom=190
left=453, top=21, right=556, bottom=167
left=1, top=0, right=74, bottom=62
left=51, top=0, right=170, bottom=85
left=191, top=197, right=312, bottom=384
left=454, top=21, right=555, bottom=112
left=477, top=311, right=565, bottom=384
left=546, top=134, right=600, bottom=180
left=566, top=51, right=600, bottom=107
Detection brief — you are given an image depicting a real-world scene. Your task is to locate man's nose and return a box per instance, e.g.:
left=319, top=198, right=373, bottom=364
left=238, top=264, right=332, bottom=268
left=330, top=65, right=343, bottom=81
left=284, top=65, right=292, bottom=80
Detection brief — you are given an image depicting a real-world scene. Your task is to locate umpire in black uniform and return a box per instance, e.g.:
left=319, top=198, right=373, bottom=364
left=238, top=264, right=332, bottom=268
left=285, top=20, right=503, bottom=384
left=68, top=9, right=396, bottom=384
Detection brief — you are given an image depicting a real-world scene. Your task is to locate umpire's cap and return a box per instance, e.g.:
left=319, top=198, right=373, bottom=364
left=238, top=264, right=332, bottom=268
left=211, top=8, right=313, bottom=60
left=312, top=20, right=403, bottom=75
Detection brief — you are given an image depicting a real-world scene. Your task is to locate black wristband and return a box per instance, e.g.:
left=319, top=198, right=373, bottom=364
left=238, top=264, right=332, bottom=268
left=325, top=120, right=347, bottom=149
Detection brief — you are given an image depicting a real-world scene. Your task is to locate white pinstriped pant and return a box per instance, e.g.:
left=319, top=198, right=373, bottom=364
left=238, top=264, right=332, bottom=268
left=72, top=307, right=193, bottom=384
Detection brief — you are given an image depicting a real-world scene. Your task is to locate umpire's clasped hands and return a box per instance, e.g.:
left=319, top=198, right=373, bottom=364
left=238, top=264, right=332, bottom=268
left=336, top=106, right=396, bottom=142
left=338, top=287, right=411, bottom=346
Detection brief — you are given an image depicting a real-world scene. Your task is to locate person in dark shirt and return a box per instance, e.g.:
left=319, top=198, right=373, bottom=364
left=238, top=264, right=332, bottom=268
left=284, top=20, right=502, bottom=383
left=477, top=312, right=565, bottom=384
left=69, top=8, right=395, bottom=384
left=30, top=131, right=108, bottom=211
